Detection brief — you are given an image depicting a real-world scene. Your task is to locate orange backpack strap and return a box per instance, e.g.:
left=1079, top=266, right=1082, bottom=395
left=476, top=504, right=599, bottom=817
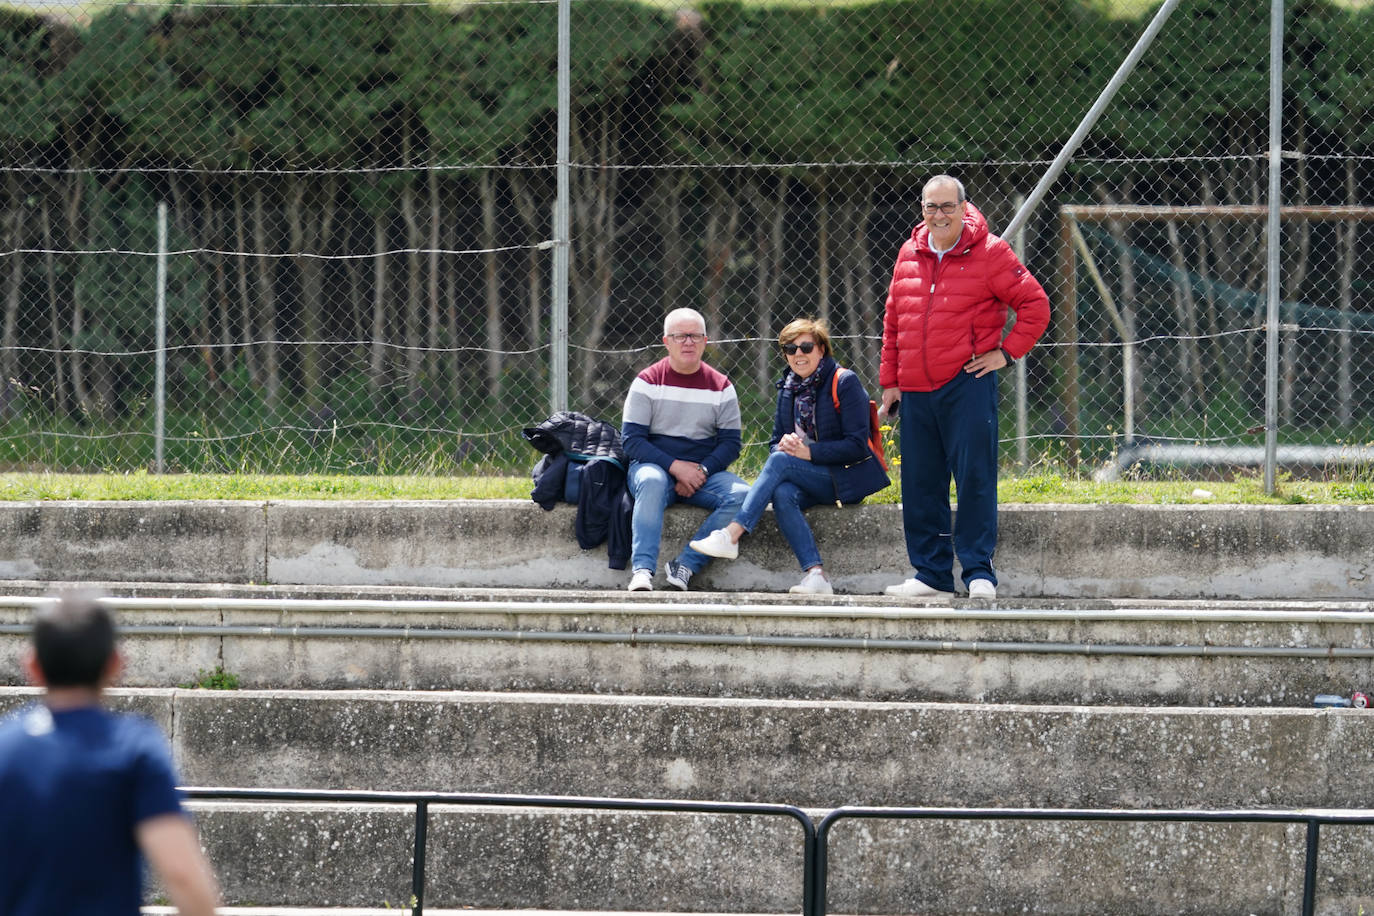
left=831, top=367, right=889, bottom=473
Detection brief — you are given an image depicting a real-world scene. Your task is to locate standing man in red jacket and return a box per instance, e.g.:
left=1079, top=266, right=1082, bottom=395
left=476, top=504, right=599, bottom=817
left=879, top=175, right=1050, bottom=600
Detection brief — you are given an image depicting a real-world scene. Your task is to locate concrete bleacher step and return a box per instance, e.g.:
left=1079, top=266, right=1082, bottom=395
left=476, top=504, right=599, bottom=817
left=144, top=910, right=785, bottom=916
left=9, top=682, right=1374, bottom=912
left=4, top=584, right=1374, bottom=705
left=6, top=581, right=1373, bottom=913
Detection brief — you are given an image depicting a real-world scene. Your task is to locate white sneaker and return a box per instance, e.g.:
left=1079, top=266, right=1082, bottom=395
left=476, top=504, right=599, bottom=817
left=884, top=578, right=955, bottom=599
left=968, top=579, right=997, bottom=599
left=789, top=568, right=833, bottom=595
left=627, top=569, right=653, bottom=592
left=689, top=528, right=739, bottom=559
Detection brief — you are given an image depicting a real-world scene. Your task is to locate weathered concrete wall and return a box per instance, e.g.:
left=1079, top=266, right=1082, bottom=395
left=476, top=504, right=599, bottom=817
left=6, top=594, right=1374, bottom=706
left=0, top=501, right=266, bottom=583
left=3, top=686, right=1366, bottom=914
left=15, top=689, right=1351, bottom=811
left=0, top=500, right=1371, bottom=598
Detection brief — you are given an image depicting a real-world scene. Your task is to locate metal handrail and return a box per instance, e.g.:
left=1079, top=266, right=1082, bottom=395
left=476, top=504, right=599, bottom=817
left=179, top=788, right=1374, bottom=916
left=812, top=805, right=1374, bottom=916
left=182, top=786, right=818, bottom=916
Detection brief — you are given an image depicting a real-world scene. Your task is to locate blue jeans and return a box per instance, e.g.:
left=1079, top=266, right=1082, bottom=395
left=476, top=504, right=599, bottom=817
left=734, top=450, right=836, bottom=571
left=628, top=461, right=750, bottom=574
left=899, top=370, right=999, bottom=592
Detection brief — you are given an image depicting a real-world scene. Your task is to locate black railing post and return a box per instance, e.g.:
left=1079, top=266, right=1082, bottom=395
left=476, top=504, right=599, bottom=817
left=1301, top=818, right=1319, bottom=916
left=811, top=810, right=841, bottom=916
left=801, top=817, right=817, bottom=916
left=412, top=800, right=429, bottom=916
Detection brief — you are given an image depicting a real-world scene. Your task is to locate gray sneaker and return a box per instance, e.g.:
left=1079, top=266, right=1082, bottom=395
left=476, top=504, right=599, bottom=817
left=664, top=559, right=692, bottom=591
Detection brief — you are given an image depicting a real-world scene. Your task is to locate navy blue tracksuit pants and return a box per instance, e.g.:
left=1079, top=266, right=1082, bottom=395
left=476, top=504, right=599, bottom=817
left=898, top=369, right=998, bottom=592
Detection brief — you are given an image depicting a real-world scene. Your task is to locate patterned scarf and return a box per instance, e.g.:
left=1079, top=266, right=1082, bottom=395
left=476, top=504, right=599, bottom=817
left=783, top=355, right=836, bottom=441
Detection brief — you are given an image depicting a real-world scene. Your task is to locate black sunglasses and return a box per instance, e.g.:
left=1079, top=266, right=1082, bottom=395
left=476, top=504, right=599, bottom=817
left=781, top=342, right=816, bottom=356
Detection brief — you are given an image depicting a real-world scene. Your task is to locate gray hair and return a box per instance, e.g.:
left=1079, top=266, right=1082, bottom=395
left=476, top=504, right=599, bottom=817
left=923, top=174, right=966, bottom=203
left=663, top=307, right=707, bottom=337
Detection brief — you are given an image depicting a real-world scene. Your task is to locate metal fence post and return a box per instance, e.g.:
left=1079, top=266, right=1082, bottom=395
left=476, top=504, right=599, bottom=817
left=1263, top=0, right=1284, bottom=495
left=155, top=201, right=167, bottom=474
left=1012, top=197, right=1029, bottom=472
left=550, top=0, right=571, bottom=415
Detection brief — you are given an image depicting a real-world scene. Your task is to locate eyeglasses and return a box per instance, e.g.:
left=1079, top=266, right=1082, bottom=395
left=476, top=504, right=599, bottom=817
left=781, top=341, right=816, bottom=356
left=922, top=201, right=962, bottom=215
left=666, top=332, right=705, bottom=344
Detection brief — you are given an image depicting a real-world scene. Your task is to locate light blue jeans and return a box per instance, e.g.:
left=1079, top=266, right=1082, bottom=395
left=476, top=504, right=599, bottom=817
left=734, top=450, right=836, bottom=571
left=628, top=461, right=750, bottom=574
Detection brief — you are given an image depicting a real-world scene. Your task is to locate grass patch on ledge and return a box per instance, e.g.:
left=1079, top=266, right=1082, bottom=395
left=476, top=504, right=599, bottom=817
left=0, top=471, right=529, bottom=502
left=2, top=470, right=1372, bottom=505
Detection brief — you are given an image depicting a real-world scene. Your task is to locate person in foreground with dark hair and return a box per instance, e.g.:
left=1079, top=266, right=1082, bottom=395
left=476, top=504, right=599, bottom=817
left=0, top=593, right=220, bottom=916
left=689, top=317, right=890, bottom=595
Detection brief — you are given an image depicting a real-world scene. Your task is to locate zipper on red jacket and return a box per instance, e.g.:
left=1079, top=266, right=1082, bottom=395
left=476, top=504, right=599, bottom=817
left=920, top=251, right=947, bottom=389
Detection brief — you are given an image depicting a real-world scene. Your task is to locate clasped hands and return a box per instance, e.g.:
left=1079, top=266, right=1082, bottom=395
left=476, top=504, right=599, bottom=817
left=669, top=459, right=708, bottom=497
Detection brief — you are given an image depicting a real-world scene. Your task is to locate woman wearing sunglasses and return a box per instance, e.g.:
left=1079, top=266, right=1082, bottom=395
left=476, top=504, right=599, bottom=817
left=689, top=318, right=890, bottom=594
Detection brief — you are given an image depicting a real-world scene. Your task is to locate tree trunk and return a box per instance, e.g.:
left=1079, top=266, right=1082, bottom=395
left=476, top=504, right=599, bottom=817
left=287, top=175, right=338, bottom=409
left=700, top=172, right=740, bottom=343
left=370, top=211, right=388, bottom=395
left=834, top=173, right=877, bottom=382
left=62, top=171, right=91, bottom=418
left=656, top=170, right=690, bottom=315
left=508, top=168, right=547, bottom=386
left=745, top=172, right=788, bottom=392
left=232, top=180, right=259, bottom=384
left=814, top=176, right=831, bottom=325
left=40, top=198, right=67, bottom=414
left=568, top=107, right=620, bottom=401
left=480, top=171, right=504, bottom=400
left=1165, top=220, right=1205, bottom=408
left=445, top=212, right=462, bottom=399
left=427, top=168, right=442, bottom=386
left=252, top=183, right=280, bottom=407
left=400, top=177, right=423, bottom=398
left=64, top=172, right=116, bottom=422
left=204, top=180, right=228, bottom=390
left=3, top=178, right=22, bottom=387
left=170, top=177, right=217, bottom=395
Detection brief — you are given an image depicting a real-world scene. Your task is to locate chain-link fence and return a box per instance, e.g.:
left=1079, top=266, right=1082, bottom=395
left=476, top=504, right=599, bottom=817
left=1, top=0, right=1371, bottom=482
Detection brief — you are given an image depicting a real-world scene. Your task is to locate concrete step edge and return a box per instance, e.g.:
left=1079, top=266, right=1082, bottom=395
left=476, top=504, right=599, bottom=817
left=4, top=578, right=1370, bottom=613
left=143, top=909, right=784, bottom=916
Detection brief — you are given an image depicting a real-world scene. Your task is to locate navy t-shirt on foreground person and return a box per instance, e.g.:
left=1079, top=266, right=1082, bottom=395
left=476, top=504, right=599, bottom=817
left=0, top=593, right=220, bottom=916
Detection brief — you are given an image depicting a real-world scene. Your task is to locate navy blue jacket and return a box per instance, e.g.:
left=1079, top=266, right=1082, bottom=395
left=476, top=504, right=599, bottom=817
left=526, top=412, right=632, bottom=569
left=771, top=361, right=890, bottom=505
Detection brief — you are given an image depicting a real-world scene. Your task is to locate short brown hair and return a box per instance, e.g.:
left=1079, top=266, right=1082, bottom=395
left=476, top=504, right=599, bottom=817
left=778, top=317, right=830, bottom=356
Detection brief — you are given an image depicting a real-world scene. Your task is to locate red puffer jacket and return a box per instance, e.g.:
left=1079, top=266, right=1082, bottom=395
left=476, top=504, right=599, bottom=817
left=879, top=202, right=1050, bottom=393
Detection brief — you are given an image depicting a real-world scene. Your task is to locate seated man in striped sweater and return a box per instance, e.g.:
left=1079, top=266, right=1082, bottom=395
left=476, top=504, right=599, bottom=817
left=621, top=307, right=751, bottom=592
